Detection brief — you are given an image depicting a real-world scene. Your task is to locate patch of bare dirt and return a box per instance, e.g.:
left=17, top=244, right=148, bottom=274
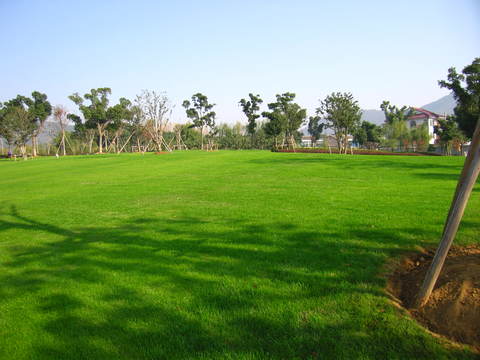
left=388, top=245, right=480, bottom=350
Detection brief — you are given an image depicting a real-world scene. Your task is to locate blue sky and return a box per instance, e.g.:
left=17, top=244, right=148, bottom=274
left=0, top=0, right=478, bottom=124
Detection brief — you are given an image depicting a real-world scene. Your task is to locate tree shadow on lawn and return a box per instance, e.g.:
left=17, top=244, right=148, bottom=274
left=0, top=207, right=475, bottom=359
left=250, top=155, right=471, bottom=185
left=251, top=154, right=463, bottom=170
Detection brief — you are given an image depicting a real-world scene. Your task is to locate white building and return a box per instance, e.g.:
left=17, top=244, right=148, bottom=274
left=406, top=108, right=445, bottom=144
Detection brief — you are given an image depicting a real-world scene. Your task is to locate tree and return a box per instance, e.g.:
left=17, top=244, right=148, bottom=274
left=262, top=92, right=306, bottom=149
left=317, top=92, right=362, bottom=154
left=0, top=92, right=52, bottom=156
left=380, top=101, right=413, bottom=124
left=105, top=98, right=134, bottom=153
left=307, top=115, right=324, bottom=147
left=217, top=122, right=248, bottom=149
left=135, top=90, right=172, bottom=152
left=179, top=122, right=202, bottom=149
left=380, top=101, right=414, bottom=151
left=354, top=121, right=382, bottom=149
left=53, top=105, right=69, bottom=156
left=435, top=117, right=466, bottom=155
left=383, top=119, right=408, bottom=151
left=439, top=57, right=480, bottom=139
left=409, top=123, right=430, bottom=152
left=239, top=94, right=263, bottom=136
left=0, top=102, right=15, bottom=149
left=29, top=91, right=52, bottom=157
left=0, top=104, right=35, bottom=157
left=69, top=88, right=132, bottom=153
left=182, top=93, right=216, bottom=149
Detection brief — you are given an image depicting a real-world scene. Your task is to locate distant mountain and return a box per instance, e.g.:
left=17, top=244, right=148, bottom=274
left=361, top=109, right=385, bottom=125
left=360, top=93, right=457, bottom=126
left=37, top=121, right=74, bottom=144
left=421, top=93, right=456, bottom=116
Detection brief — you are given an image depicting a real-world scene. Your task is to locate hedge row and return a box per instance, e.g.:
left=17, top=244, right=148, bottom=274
left=274, top=148, right=442, bottom=156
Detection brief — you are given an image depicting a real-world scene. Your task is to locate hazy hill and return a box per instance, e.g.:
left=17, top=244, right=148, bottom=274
left=421, top=93, right=456, bottom=115
left=360, top=109, right=385, bottom=125
left=37, top=121, right=74, bottom=144
left=359, top=93, right=456, bottom=126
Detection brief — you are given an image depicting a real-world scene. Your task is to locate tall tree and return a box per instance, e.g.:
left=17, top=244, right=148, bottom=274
left=53, top=105, right=69, bottom=156
left=29, top=91, right=52, bottom=157
left=380, top=100, right=414, bottom=151
left=307, top=115, right=324, bottom=147
left=1, top=92, right=52, bottom=156
left=262, top=92, right=306, bottom=149
left=409, top=123, right=430, bottom=152
left=0, top=101, right=15, bottom=149
left=317, top=92, right=362, bottom=154
left=380, top=101, right=413, bottom=124
left=239, top=93, right=263, bottom=136
left=0, top=104, right=35, bottom=157
left=354, top=121, right=382, bottom=149
left=263, top=114, right=283, bottom=149
left=383, top=119, right=409, bottom=151
left=135, top=90, right=172, bottom=152
left=69, top=88, right=132, bottom=153
left=182, top=93, right=216, bottom=149
left=435, top=117, right=466, bottom=155
left=438, top=57, right=480, bottom=139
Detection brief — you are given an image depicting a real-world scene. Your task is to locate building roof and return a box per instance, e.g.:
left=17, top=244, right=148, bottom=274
left=408, top=107, right=442, bottom=120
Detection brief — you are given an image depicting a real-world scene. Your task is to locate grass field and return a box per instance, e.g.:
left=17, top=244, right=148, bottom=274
left=0, top=151, right=478, bottom=359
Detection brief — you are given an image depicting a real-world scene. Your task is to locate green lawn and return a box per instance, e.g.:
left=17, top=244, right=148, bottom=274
left=0, top=151, right=478, bottom=359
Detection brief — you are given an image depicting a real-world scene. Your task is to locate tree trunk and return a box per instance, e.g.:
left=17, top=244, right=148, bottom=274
left=88, top=136, right=93, bottom=154
left=32, top=135, right=37, bottom=157
left=61, top=129, right=66, bottom=156
left=21, top=144, right=27, bottom=159
left=97, top=124, right=103, bottom=153
left=159, top=129, right=164, bottom=151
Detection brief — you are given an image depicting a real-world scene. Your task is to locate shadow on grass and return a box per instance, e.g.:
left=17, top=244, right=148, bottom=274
left=0, top=206, right=475, bottom=359
left=250, top=154, right=472, bottom=185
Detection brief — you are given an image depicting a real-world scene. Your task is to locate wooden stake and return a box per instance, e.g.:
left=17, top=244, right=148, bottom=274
left=414, top=117, right=480, bottom=308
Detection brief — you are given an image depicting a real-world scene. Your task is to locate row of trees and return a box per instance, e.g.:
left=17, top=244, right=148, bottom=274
left=1, top=58, right=478, bottom=156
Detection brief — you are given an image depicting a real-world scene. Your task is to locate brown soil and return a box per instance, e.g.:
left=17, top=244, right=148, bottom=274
left=388, top=245, right=480, bottom=350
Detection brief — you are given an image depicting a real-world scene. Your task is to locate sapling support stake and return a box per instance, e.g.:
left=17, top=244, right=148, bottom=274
left=414, top=116, right=480, bottom=308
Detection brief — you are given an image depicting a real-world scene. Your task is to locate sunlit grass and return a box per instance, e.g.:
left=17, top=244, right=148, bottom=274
left=0, top=151, right=478, bottom=359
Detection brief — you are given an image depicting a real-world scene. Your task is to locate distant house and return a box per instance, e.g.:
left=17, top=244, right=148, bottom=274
left=406, top=108, right=446, bottom=144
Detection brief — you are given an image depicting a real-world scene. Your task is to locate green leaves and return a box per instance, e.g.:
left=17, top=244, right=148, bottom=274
left=380, top=101, right=413, bottom=124
left=317, top=92, right=362, bottom=153
left=0, top=91, right=52, bottom=148
left=69, top=88, right=131, bottom=130
left=307, top=115, right=324, bottom=143
left=439, top=57, right=480, bottom=139
left=182, top=93, right=216, bottom=147
left=239, top=93, right=263, bottom=136
left=262, top=92, right=306, bottom=140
